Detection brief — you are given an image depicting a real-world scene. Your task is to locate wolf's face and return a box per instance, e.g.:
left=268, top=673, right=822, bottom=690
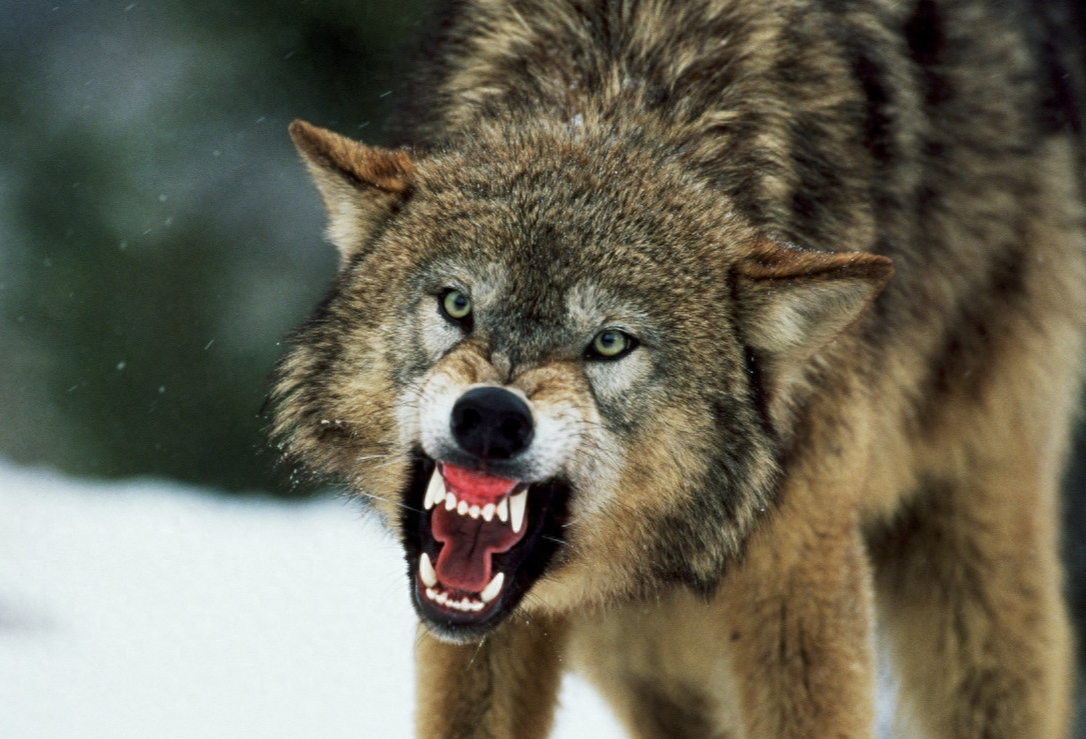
left=273, top=121, right=891, bottom=641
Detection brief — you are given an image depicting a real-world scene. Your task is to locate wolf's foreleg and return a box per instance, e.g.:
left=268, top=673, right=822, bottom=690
left=414, top=614, right=566, bottom=739
left=720, top=496, right=879, bottom=739
left=869, top=458, right=1074, bottom=739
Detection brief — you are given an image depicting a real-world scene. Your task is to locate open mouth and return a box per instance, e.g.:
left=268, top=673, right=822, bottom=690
left=401, top=455, right=570, bottom=640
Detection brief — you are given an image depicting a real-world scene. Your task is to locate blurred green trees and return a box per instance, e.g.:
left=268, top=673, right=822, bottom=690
left=0, top=0, right=428, bottom=494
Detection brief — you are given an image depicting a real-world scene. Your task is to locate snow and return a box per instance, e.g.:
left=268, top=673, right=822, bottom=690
left=3, top=461, right=1079, bottom=738
left=0, top=461, right=623, bottom=738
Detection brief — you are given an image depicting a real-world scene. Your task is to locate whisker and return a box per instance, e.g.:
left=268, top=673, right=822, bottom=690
left=466, top=637, right=488, bottom=669
left=354, top=490, right=425, bottom=515
left=354, top=454, right=392, bottom=463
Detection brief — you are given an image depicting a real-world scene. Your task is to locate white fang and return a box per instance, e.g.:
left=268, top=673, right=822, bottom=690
left=480, top=572, right=504, bottom=604
left=510, top=490, right=528, bottom=534
left=423, top=470, right=444, bottom=511
left=419, top=552, right=438, bottom=588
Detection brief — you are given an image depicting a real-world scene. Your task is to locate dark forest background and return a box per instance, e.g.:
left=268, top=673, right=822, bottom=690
left=1, top=1, right=1083, bottom=730
left=0, top=0, right=428, bottom=492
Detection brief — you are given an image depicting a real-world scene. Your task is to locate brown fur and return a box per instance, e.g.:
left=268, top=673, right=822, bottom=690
left=271, top=0, right=1086, bottom=735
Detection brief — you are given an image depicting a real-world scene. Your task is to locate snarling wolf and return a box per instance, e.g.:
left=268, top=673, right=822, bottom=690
left=270, top=0, right=1086, bottom=735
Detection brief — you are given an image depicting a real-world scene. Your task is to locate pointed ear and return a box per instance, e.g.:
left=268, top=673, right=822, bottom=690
left=734, top=241, right=893, bottom=374
left=289, top=119, right=414, bottom=265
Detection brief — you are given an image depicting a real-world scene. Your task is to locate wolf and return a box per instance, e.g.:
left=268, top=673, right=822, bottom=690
left=270, top=0, right=1086, bottom=736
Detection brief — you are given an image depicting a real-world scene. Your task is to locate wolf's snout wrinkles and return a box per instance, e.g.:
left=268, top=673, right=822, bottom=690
left=450, top=386, right=534, bottom=460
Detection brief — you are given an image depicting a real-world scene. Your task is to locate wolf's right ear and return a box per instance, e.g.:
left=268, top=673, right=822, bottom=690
left=289, top=119, right=414, bottom=265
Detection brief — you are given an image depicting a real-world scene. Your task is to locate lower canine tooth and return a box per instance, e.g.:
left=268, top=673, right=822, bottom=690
left=419, top=552, right=437, bottom=588
left=510, top=490, right=528, bottom=534
left=480, top=571, right=504, bottom=604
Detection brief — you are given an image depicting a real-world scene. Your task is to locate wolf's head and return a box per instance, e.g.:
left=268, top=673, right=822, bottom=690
left=271, top=120, right=891, bottom=642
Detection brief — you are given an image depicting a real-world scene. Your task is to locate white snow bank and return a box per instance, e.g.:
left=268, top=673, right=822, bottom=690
left=0, top=461, right=623, bottom=738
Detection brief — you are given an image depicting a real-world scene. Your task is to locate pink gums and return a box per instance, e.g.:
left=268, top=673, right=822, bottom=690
left=441, top=464, right=519, bottom=505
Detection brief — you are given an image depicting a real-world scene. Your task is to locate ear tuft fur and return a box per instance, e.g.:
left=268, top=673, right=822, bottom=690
left=289, top=120, right=415, bottom=264
left=735, top=241, right=893, bottom=407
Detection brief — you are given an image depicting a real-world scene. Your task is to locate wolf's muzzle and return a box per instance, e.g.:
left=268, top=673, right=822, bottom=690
left=450, top=386, right=534, bottom=460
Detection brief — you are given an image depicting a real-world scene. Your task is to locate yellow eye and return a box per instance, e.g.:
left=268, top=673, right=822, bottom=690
left=590, top=329, right=633, bottom=359
left=441, top=289, right=473, bottom=321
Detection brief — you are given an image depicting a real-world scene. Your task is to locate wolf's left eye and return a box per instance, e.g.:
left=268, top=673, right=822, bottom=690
left=440, top=289, right=473, bottom=325
left=586, top=329, right=637, bottom=360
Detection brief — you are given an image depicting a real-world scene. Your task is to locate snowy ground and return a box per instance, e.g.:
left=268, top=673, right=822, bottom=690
left=0, top=461, right=623, bottom=738
left=1, top=460, right=1081, bottom=738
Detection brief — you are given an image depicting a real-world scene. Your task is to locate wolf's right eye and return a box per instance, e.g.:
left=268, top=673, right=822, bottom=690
left=585, top=329, right=637, bottom=360
left=440, top=289, right=473, bottom=326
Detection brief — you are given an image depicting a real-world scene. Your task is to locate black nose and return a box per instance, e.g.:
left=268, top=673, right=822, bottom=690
left=450, top=386, right=534, bottom=460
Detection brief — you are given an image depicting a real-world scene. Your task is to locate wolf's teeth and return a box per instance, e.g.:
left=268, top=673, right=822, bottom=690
left=510, top=490, right=528, bottom=534
left=445, top=492, right=457, bottom=511
left=482, top=503, right=496, bottom=522
left=457, top=500, right=469, bottom=516
left=423, top=471, right=444, bottom=511
left=497, top=498, right=509, bottom=523
left=419, top=552, right=437, bottom=588
left=469, top=504, right=481, bottom=519
left=480, top=571, right=504, bottom=604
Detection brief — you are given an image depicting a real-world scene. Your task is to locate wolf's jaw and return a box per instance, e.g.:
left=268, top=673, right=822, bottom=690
left=420, top=552, right=505, bottom=613
left=418, top=465, right=526, bottom=613
left=404, top=455, right=571, bottom=636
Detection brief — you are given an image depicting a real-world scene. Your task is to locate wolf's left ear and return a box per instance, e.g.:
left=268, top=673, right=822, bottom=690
left=289, top=119, right=414, bottom=265
left=734, top=241, right=893, bottom=380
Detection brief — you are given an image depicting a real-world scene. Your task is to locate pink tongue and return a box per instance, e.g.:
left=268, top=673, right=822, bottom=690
left=430, top=465, right=526, bottom=593
left=432, top=506, right=524, bottom=592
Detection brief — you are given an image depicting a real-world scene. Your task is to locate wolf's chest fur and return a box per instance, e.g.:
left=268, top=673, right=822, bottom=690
left=273, top=0, right=1086, bottom=736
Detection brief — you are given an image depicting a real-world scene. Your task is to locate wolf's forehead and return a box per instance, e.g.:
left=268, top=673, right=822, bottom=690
left=564, top=281, right=649, bottom=331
